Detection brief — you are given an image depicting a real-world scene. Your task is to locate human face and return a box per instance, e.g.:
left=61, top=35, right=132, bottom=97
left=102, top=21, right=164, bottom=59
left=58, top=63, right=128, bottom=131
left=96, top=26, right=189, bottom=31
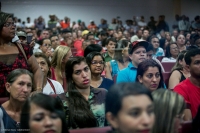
left=173, top=30, right=178, bottom=37
left=62, top=50, right=72, bottom=64
left=88, top=35, right=95, bottom=44
left=170, top=44, right=179, bottom=58
left=72, top=61, right=91, bottom=89
left=1, top=18, right=16, bottom=40
left=106, top=41, right=116, bottom=53
left=122, top=46, right=129, bottom=58
left=186, top=33, right=191, bottom=40
left=189, top=54, right=200, bottom=78
left=166, top=34, right=171, bottom=41
left=41, top=31, right=49, bottom=39
left=118, top=31, right=123, bottom=39
left=36, top=57, right=49, bottom=77
left=138, top=67, right=160, bottom=92
left=195, top=38, right=200, bottom=47
left=129, top=46, right=146, bottom=67
left=107, top=95, right=155, bottom=133
left=51, top=36, right=60, bottom=50
left=40, top=39, right=51, bottom=54
left=90, top=55, right=104, bottom=74
left=147, top=51, right=153, bottom=59
left=82, top=41, right=91, bottom=50
left=143, top=30, right=149, bottom=39
left=29, top=103, right=62, bottom=133
left=176, top=35, right=185, bottom=46
left=6, top=74, right=32, bottom=101
left=151, top=38, right=159, bottom=49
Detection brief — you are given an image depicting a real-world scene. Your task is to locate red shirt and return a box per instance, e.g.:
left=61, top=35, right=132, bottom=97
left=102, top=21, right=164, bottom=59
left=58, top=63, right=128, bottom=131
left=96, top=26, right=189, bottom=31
left=76, top=50, right=84, bottom=57
left=174, top=78, right=200, bottom=118
left=73, top=39, right=83, bottom=53
left=60, top=21, right=70, bottom=29
left=60, top=41, right=68, bottom=46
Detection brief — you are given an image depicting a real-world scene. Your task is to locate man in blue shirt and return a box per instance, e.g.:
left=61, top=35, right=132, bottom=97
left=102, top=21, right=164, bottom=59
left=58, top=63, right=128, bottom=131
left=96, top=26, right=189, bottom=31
left=117, top=40, right=149, bottom=83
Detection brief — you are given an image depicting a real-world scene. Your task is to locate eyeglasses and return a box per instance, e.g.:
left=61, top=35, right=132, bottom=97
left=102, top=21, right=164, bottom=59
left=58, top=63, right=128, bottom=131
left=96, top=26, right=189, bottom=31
left=4, top=22, right=16, bottom=27
left=91, top=61, right=104, bottom=65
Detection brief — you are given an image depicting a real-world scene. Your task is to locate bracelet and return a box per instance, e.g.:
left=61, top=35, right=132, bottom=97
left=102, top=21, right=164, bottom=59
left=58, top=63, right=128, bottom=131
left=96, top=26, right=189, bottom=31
left=35, top=87, right=43, bottom=92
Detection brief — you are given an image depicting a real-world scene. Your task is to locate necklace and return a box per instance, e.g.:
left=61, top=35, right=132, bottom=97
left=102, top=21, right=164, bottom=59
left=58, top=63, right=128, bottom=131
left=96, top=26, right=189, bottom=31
left=0, top=42, right=13, bottom=49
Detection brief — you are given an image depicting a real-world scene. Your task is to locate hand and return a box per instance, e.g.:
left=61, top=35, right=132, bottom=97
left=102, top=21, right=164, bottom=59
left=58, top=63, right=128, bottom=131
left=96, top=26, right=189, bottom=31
left=29, top=36, right=36, bottom=48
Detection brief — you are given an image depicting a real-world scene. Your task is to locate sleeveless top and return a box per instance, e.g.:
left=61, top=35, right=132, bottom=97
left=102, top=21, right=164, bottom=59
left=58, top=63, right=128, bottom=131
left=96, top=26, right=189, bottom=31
left=177, top=70, right=186, bottom=82
left=0, top=106, right=20, bottom=133
left=110, top=60, right=120, bottom=78
left=0, top=43, right=32, bottom=97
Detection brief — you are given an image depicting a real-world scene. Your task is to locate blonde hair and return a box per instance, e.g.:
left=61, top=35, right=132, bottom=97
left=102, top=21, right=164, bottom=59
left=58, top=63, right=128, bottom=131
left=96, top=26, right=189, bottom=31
left=152, top=89, right=185, bottom=133
left=51, top=45, right=70, bottom=78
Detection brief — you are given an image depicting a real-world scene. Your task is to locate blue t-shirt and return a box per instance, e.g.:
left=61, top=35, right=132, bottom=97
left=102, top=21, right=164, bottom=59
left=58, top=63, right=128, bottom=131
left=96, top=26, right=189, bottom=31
left=98, top=77, right=114, bottom=90
left=110, top=60, right=120, bottom=78
left=117, top=62, right=137, bottom=83
left=0, top=106, right=20, bottom=133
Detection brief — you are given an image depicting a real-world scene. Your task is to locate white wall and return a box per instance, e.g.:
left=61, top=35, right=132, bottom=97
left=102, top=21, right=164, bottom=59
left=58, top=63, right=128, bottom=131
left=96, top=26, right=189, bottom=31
left=1, top=0, right=199, bottom=29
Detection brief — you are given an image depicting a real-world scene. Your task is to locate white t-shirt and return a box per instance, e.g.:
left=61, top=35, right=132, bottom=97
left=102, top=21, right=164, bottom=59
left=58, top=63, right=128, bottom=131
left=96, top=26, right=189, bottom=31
left=43, top=78, right=64, bottom=95
left=25, top=22, right=34, bottom=28
left=161, top=57, right=176, bottom=63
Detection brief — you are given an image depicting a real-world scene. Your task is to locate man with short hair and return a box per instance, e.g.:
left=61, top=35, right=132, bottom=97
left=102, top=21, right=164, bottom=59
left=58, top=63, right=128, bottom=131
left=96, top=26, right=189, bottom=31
left=60, top=29, right=72, bottom=46
left=40, top=29, right=50, bottom=39
left=174, top=49, right=200, bottom=120
left=130, top=29, right=142, bottom=43
left=86, top=33, right=96, bottom=44
left=141, top=29, right=149, bottom=41
left=102, top=38, right=117, bottom=62
left=25, top=17, right=34, bottom=28
left=117, top=40, right=148, bottom=83
left=50, top=35, right=60, bottom=50
left=150, top=36, right=165, bottom=58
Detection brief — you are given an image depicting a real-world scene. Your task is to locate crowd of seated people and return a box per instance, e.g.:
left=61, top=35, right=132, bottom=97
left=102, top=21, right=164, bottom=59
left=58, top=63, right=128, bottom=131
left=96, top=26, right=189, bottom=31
left=0, top=10, right=200, bottom=133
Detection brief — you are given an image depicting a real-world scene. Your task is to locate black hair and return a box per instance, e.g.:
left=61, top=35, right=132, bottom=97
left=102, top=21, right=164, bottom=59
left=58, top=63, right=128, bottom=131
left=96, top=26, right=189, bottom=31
left=50, top=34, right=58, bottom=40
left=105, top=37, right=117, bottom=46
left=136, top=59, right=165, bottom=89
left=185, top=49, right=200, bottom=65
left=20, top=93, right=68, bottom=133
left=159, top=38, right=166, bottom=50
left=150, top=35, right=159, bottom=43
left=86, top=52, right=105, bottom=73
left=147, top=43, right=154, bottom=52
left=86, top=33, right=94, bottom=40
left=65, top=56, right=98, bottom=128
left=105, top=82, right=153, bottom=116
left=37, top=38, right=50, bottom=46
left=165, top=43, right=178, bottom=58
left=84, top=44, right=102, bottom=57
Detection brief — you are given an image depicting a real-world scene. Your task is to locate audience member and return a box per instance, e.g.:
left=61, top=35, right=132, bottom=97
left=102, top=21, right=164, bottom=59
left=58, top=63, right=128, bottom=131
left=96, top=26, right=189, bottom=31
left=51, top=45, right=72, bottom=91
left=117, top=40, right=148, bottom=83
left=34, top=52, right=64, bottom=95
left=76, top=40, right=91, bottom=56
left=137, top=59, right=165, bottom=91
left=0, top=69, right=33, bottom=131
left=63, top=56, right=107, bottom=128
left=20, top=93, right=69, bottom=133
left=103, top=38, right=117, bottom=62
left=86, top=52, right=114, bottom=90
left=105, top=39, right=130, bottom=79
left=106, top=82, right=155, bottom=133
left=25, top=17, right=34, bottom=28
left=0, top=12, right=43, bottom=97
left=50, top=34, right=60, bottom=50
left=130, top=29, right=142, bottom=43
left=150, top=36, right=165, bottom=58
left=152, top=89, right=185, bottom=133
left=169, top=50, right=189, bottom=89
left=16, top=31, right=27, bottom=44
left=161, top=42, right=179, bottom=62
left=174, top=49, right=200, bottom=119
left=176, top=34, right=186, bottom=52
left=60, top=29, right=72, bottom=46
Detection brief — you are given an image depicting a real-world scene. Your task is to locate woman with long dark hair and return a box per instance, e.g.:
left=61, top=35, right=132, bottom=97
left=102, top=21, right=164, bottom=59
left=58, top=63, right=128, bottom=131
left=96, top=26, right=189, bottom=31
left=63, top=56, right=107, bottom=129
left=161, top=43, right=179, bottom=62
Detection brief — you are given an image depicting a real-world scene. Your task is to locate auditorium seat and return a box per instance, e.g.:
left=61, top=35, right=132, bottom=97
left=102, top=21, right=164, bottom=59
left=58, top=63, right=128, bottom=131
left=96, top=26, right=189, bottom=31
left=69, top=126, right=112, bottom=133
left=179, top=121, right=192, bottom=133
left=71, top=48, right=77, bottom=56
left=162, top=72, right=171, bottom=88
left=157, top=56, right=164, bottom=62
left=161, top=62, right=175, bottom=72
left=0, top=97, right=9, bottom=105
